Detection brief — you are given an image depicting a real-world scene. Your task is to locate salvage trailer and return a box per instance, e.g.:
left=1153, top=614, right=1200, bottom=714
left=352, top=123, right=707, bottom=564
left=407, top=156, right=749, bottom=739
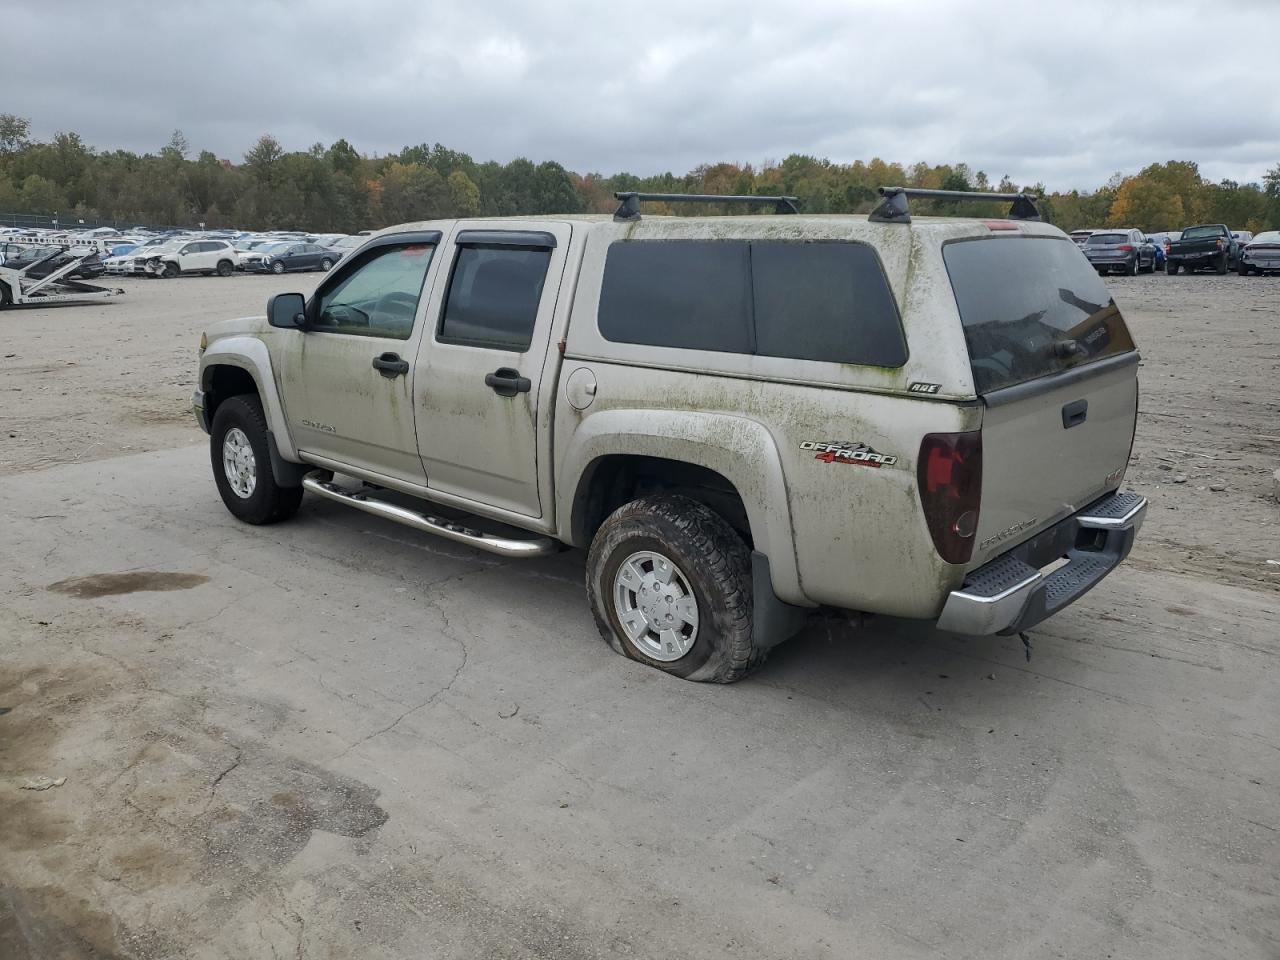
left=0, top=245, right=126, bottom=307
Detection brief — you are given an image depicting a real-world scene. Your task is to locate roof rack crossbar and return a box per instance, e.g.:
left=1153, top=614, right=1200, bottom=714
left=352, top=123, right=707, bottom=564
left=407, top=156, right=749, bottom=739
left=869, top=186, right=1041, bottom=224
left=613, top=191, right=800, bottom=221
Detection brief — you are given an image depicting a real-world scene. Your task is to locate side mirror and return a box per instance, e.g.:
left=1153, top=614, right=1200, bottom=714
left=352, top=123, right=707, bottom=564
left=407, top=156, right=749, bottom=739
left=267, top=292, right=307, bottom=329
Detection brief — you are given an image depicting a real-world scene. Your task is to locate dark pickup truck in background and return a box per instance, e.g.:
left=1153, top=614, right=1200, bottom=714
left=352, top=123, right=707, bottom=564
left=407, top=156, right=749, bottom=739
left=1165, top=224, right=1239, bottom=275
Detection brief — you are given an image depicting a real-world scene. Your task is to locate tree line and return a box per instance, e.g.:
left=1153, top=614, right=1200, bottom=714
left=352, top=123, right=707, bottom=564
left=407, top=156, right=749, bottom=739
left=2, top=115, right=1277, bottom=233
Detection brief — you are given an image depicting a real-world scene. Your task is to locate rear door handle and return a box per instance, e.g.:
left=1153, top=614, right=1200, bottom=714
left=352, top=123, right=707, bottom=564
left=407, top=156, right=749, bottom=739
left=372, top=352, right=410, bottom=377
left=1062, top=398, right=1088, bottom=428
left=484, top=367, right=532, bottom=397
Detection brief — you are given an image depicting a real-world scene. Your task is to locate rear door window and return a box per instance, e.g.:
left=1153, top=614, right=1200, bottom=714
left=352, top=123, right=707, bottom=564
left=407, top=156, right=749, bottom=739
left=437, top=245, right=552, bottom=351
left=597, top=240, right=906, bottom=367
left=943, top=236, right=1136, bottom=394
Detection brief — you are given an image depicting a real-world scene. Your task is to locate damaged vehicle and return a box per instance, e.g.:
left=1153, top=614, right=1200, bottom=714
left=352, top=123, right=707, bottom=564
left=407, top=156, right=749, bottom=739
left=194, top=188, right=1147, bottom=682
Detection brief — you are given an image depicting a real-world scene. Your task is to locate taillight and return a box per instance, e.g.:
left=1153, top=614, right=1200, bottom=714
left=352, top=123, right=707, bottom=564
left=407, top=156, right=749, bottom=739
left=1117, top=244, right=1134, bottom=252
left=918, top=432, right=983, bottom=565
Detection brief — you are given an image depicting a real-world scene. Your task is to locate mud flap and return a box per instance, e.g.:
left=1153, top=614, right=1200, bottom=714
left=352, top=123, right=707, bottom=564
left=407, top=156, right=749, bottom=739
left=267, top=432, right=310, bottom=488
left=751, top=551, right=810, bottom=650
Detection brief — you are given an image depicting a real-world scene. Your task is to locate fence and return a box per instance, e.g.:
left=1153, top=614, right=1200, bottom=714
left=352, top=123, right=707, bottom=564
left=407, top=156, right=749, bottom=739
left=0, top=212, right=189, bottom=232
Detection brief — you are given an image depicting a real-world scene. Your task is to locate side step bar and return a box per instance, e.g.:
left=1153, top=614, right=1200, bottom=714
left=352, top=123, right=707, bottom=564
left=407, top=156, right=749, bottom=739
left=301, top=472, right=558, bottom=559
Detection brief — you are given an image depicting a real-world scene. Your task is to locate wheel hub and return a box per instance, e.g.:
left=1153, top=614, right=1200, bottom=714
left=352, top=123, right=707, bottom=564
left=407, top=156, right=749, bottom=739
left=613, top=550, right=699, bottom=661
left=222, top=427, right=257, bottom=499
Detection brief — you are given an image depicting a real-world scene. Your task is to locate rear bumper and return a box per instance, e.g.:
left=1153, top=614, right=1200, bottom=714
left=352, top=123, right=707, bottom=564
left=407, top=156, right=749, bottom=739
left=936, top=490, right=1147, bottom=635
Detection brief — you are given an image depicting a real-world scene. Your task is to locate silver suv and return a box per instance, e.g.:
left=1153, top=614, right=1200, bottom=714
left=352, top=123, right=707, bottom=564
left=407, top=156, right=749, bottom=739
left=194, top=189, right=1146, bottom=682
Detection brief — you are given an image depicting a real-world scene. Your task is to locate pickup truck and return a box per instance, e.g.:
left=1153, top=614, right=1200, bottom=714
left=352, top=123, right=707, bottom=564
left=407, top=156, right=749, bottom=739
left=1165, top=223, right=1238, bottom=274
left=194, top=189, right=1147, bottom=683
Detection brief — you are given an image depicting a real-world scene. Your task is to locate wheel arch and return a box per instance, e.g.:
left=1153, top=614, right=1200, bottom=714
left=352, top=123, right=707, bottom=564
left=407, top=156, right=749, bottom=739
left=199, top=337, right=298, bottom=460
left=557, top=410, right=806, bottom=605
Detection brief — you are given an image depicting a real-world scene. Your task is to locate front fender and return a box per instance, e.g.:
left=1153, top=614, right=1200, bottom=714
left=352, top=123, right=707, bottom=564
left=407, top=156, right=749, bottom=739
left=199, top=335, right=298, bottom=460
left=556, top=408, right=809, bottom=606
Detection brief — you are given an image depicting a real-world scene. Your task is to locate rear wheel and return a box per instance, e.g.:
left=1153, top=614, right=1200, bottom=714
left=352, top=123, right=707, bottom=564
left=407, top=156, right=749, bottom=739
left=0, top=280, right=11, bottom=308
left=1215, top=252, right=1228, bottom=275
left=586, top=494, right=762, bottom=683
left=216, top=259, right=234, bottom=277
left=1166, top=262, right=1179, bottom=275
left=319, top=258, right=333, bottom=272
left=1125, top=254, right=1138, bottom=276
left=209, top=395, right=303, bottom=525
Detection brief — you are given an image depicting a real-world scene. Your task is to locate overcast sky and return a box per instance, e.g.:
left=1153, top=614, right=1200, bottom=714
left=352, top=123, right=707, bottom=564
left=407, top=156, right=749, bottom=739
left=7, top=0, right=1278, bottom=191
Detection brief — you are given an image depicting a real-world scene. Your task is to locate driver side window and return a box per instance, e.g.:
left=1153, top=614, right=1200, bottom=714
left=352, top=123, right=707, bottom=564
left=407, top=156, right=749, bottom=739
left=312, top=243, right=435, bottom=340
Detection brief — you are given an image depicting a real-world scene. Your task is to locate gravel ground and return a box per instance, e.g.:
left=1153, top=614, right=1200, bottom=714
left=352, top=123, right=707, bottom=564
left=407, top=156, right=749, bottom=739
left=0, top=270, right=1277, bottom=959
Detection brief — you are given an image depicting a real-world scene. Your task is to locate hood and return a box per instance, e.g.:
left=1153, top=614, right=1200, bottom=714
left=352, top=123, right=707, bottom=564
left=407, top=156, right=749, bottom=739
left=206, top=315, right=272, bottom=344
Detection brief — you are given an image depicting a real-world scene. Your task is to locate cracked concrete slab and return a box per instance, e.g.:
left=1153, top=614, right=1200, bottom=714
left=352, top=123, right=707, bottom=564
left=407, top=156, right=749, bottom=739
left=1, top=445, right=1277, bottom=959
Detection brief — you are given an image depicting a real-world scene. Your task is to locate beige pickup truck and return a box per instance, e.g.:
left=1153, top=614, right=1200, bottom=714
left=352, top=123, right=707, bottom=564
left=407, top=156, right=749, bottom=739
left=194, top=188, right=1147, bottom=682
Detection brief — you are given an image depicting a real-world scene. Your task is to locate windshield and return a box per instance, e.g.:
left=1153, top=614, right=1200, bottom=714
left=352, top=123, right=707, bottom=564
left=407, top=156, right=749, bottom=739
left=1181, top=225, right=1224, bottom=240
left=943, top=236, right=1137, bottom=395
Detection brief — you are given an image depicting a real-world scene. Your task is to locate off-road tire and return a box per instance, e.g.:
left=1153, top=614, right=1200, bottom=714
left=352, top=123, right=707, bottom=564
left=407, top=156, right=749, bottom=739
left=209, top=394, right=303, bottom=525
left=216, top=259, right=234, bottom=277
left=586, top=494, right=761, bottom=683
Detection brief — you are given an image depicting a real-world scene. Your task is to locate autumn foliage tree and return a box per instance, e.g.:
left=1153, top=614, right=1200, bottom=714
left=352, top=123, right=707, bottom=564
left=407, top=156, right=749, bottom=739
left=0, top=115, right=1274, bottom=233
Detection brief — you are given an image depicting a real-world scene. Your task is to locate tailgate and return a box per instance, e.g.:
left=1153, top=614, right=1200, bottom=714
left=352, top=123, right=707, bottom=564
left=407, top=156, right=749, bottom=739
left=973, top=358, right=1138, bottom=567
left=941, top=234, right=1139, bottom=569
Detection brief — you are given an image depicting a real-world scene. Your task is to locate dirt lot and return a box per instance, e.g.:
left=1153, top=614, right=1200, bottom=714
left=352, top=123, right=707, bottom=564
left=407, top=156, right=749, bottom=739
left=1, top=273, right=1277, bottom=959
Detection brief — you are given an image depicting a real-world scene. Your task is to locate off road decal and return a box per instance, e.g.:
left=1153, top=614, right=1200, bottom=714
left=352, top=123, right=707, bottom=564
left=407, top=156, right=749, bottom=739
left=800, top=441, right=897, bottom=468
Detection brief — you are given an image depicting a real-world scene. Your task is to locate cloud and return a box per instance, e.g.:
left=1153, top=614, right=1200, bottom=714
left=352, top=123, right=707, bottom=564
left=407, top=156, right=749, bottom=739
left=4, top=0, right=1276, bottom=189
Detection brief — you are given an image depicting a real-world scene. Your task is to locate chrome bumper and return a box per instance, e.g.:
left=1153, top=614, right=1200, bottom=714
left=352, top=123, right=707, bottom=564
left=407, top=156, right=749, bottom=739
left=937, top=491, right=1147, bottom=636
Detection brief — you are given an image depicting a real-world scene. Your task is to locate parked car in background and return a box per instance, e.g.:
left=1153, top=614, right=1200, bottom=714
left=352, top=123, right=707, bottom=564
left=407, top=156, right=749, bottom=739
left=1083, top=229, right=1156, bottom=275
left=325, top=235, right=364, bottom=261
left=1231, top=231, right=1254, bottom=246
left=1238, top=230, right=1280, bottom=275
left=244, top=241, right=336, bottom=274
left=145, top=239, right=238, bottom=278
left=104, top=236, right=185, bottom=274
left=1070, top=229, right=1096, bottom=246
left=1166, top=224, right=1239, bottom=274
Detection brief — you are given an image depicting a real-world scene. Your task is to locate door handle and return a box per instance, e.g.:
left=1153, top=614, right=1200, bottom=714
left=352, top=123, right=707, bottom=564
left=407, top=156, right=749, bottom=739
left=372, top=352, right=410, bottom=377
left=484, top=367, right=532, bottom=397
left=1061, top=398, right=1088, bottom=428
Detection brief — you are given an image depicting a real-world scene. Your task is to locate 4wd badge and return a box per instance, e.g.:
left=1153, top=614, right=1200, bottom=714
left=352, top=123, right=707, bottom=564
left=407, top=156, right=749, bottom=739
left=800, top=440, right=898, bottom=468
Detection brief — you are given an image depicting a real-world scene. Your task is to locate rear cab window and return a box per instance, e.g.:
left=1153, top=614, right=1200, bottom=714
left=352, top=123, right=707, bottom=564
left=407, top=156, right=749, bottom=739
left=942, top=236, right=1136, bottom=394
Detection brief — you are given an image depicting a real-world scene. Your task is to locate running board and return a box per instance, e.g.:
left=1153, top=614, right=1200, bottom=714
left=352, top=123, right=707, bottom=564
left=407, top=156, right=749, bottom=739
left=301, top=472, right=557, bottom=558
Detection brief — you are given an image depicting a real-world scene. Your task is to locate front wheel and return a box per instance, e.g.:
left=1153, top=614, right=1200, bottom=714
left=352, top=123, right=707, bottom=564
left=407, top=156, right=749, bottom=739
left=319, top=258, right=333, bottom=272
left=271, top=260, right=285, bottom=275
left=162, top=262, right=179, bottom=279
left=0, top=280, right=11, bottom=309
left=209, top=395, right=303, bottom=524
left=586, top=494, right=761, bottom=683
